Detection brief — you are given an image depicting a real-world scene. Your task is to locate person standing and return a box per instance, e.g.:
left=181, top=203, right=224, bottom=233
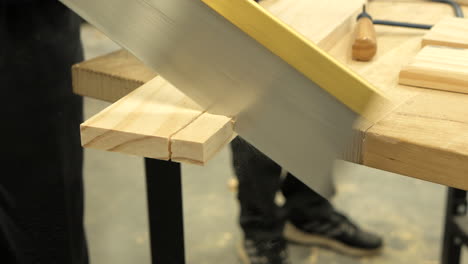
left=0, top=1, right=88, bottom=263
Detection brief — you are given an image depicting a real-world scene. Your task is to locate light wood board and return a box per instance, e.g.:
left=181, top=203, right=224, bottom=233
left=400, top=46, right=468, bottom=94
left=364, top=90, right=468, bottom=189
left=422, top=17, right=468, bottom=49
left=81, top=77, right=234, bottom=164
left=72, top=50, right=156, bottom=102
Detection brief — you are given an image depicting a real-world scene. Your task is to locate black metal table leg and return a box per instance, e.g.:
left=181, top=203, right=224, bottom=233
left=441, top=187, right=467, bottom=264
left=144, top=158, right=185, bottom=264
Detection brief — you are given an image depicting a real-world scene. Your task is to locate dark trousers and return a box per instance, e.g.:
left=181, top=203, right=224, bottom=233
left=0, top=2, right=88, bottom=264
left=231, top=137, right=334, bottom=240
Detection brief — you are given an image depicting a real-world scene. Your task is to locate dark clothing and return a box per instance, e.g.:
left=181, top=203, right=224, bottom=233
left=231, top=137, right=333, bottom=240
left=0, top=2, right=87, bottom=264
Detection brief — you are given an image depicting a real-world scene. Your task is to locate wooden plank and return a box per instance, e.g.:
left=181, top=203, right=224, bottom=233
left=74, top=51, right=237, bottom=164
left=73, top=50, right=156, bottom=102
left=400, top=46, right=468, bottom=94
left=81, top=77, right=235, bottom=164
left=422, top=17, right=468, bottom=49
left=203, top=0, right=386, bottom=117
left=81, top=77, right=201, bottom=160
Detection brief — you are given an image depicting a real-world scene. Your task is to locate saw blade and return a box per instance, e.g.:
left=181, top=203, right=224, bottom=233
left=61, top=0, right=363, bottom=196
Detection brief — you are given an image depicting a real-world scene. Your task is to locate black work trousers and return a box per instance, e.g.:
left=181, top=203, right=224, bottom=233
left=0, top=2, right=88, bottom=264
left=231, top=137, right=334, bottom=240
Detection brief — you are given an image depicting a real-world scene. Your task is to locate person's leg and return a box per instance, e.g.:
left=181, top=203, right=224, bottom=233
left=281, top=173, right=334, bottom=226
left=281, top=173, right=383, bottom=256
left=232, top=137, right=284, bottom=239
left=0, top=2, right=88, bottom=263
left=231, top=137, right=289, bottom=264
left=0, top=186, right=29, bottom=264
left=1, top=101, right=86, bottom=264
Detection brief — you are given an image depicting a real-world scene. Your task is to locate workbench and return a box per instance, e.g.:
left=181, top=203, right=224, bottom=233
left=73, top=0, right=468, bottom=263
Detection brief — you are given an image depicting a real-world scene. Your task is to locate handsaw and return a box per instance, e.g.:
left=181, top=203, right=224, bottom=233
left=61, top=0, right=387, bottom=196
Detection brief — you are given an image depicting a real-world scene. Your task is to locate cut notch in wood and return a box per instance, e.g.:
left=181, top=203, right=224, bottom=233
left=171, top=114, right=236, bottom=164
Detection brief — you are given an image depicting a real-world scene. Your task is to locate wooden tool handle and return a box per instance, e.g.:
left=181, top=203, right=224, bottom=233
left=352, top=16, right=377, bottom=61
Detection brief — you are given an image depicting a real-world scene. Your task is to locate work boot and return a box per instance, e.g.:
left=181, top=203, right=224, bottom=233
left=238, top=237, right=290, bottom=264
left=284, top=211, right=383, bottom=257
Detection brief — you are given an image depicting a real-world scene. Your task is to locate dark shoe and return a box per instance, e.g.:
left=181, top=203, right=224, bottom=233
left=237, top=237, right=290, bottom=264
left=283, top=212, right=383, bottom=257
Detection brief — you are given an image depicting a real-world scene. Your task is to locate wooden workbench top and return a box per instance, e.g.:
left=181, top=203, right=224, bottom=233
left=330, top=1, right=468, bottom=189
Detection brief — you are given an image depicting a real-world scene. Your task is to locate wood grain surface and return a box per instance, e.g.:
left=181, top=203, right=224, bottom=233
left=422, top=17, right=468, bottom=49
left=73, top=50, right=156, bottom=102
left=80, top=77, right=235, bottom=164
left=357, top=2, right=468, bottom=189
left=400, top=46, right=468, bottom=94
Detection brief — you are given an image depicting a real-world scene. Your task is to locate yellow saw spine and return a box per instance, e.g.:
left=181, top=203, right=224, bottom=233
left=201, top=0, right=388, bottom=116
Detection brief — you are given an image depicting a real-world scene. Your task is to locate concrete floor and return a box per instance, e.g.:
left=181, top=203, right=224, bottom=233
left=80, top=24, right=468, bottom=264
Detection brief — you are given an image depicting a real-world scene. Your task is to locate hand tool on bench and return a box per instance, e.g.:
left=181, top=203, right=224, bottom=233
left=60, top=0, right=388, bottom=196
left=352, top=0, right=464, bottom=62
left=352, top=5, right=378, bottom=61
